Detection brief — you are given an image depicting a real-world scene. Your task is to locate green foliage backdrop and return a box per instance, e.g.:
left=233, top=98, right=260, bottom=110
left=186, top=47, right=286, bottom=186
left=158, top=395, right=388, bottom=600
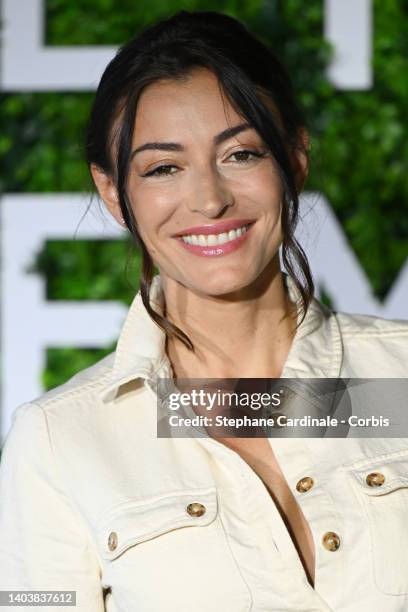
left=0, top=0, right=407, bottom=389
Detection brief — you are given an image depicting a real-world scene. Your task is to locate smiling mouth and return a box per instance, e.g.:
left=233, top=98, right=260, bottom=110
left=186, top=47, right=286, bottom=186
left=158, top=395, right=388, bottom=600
left=179, top=222, right=253, bottom=247
left=175, top=222, right=255, bottom=257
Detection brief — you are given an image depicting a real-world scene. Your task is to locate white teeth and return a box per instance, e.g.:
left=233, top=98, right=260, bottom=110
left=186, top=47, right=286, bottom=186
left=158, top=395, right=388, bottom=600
left=181, top=223, right=251, bottom=247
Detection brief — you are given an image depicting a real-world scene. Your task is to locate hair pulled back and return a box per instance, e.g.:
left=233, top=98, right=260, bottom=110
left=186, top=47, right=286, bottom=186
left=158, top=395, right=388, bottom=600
left=85, top=10, right=314, bottom=351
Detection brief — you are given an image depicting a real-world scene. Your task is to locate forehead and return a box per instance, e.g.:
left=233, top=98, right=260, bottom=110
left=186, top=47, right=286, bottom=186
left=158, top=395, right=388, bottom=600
left=132, top=69, right=244, bottom=142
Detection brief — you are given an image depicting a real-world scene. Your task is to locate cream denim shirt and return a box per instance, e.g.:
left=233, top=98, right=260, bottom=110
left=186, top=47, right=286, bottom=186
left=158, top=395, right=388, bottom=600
left=1, top=274, right=408, bottom=612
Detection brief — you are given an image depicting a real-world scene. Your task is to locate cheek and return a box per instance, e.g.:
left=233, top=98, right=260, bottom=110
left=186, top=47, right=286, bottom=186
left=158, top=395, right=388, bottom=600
left=243, top=167, right=283, bottom=214
left=128, top=185, right=176, bottom=241
left=259, top=164, right=283, bottom=201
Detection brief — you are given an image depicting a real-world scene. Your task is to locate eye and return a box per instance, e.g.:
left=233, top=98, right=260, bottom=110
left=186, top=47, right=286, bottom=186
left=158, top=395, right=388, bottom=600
left=227, top=149, right=267, bottom=163
left=142, top=164, right=179, bottom=178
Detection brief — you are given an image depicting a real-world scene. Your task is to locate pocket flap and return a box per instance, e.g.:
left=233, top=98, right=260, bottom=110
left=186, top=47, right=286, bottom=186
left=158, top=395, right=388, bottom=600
left=97, top=487, right=218, bottom=560
left=347, top=453, right=408, bottom=496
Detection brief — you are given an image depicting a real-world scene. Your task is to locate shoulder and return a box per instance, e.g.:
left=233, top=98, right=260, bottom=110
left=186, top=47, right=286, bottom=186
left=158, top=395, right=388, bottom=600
left=334, top=310, right=408, bottom=376
left=32, top=352, right=115, bottom=411
left=6, top=352, right=116, bottom=442
left=1, top=352, right=120, bottom=504
left=1, top=350, right=151, bottom=523
left=335, top=310, right=408, bottom=338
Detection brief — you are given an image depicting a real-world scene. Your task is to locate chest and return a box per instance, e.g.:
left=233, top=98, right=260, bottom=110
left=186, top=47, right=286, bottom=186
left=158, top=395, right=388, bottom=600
left=71, top=405, right=408, bottom=611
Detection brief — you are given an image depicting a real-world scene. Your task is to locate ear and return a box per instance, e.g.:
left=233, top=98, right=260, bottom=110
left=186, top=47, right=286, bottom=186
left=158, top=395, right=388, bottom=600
left=290, top=128, right=310, bottom=193
left=90, top=164, right=124, bottom=226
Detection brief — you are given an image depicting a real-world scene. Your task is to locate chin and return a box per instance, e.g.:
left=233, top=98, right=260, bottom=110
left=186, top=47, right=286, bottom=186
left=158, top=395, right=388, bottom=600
left=189, top=271, right=256, bottom=298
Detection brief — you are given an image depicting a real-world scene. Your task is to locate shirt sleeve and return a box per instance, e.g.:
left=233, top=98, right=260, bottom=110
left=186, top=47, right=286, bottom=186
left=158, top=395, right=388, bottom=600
left=0, top=403, right=105, bottom=611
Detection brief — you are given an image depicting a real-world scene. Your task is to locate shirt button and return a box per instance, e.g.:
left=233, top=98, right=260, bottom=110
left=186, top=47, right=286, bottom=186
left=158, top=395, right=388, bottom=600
left=296, top=476, right=314, bottom=493
left=108, top=531, right=118, bottom=551
left=366, top=472, right=385, bottom=487
left=186, top=502, right=206, bottom=517
left=322, top=531, right=341, bottom=552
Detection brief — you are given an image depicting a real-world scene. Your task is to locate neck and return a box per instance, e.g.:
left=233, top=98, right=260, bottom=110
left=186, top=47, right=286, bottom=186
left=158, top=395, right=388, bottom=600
left=162, top=258, right=298, bottom=379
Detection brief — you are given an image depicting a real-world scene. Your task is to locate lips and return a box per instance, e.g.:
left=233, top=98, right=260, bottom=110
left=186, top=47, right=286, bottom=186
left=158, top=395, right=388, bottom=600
left=176, top=221, right=254, bottom=257
left=173, top=219, right=255, bottom=237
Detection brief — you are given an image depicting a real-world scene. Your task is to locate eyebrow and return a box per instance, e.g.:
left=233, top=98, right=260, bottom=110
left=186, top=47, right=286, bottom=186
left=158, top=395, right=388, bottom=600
left=130, top=122, right=251, bottom=158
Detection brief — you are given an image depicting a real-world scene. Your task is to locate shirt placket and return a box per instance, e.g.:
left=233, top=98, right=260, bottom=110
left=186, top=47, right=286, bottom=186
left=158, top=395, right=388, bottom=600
left=271, top=438, right=345, bottom=609
left=196, top=435, right=334, bottom=611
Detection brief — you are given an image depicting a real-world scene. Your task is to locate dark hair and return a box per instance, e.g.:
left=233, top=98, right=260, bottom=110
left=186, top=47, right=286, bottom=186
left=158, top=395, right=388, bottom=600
left=85, top=10, right=314, bottom=351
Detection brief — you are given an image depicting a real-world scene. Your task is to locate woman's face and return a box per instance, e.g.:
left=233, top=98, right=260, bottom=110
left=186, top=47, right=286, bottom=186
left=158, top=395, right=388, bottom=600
left=126, top=68, right=293, bottom=297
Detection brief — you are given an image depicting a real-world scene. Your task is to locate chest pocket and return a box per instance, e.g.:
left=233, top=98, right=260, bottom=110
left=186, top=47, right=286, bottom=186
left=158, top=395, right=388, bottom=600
left=348, top=452, right=408, bottom=596
left=96, top=487, right=251, bottom=612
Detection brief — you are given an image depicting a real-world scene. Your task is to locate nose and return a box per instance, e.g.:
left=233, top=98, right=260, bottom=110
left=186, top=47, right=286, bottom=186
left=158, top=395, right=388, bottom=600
left=187, top=167, right=235, bottom=217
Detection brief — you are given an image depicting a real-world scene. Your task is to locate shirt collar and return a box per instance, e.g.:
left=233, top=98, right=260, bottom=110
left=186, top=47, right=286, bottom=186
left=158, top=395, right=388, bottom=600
left=281, top=277, right=343, bottom=379
left=99, top=274, right=343, bottom=403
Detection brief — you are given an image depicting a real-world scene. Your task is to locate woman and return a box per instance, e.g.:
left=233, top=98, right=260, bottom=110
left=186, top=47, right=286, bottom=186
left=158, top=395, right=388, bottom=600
left=1, top=10, right=408, bottom=612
